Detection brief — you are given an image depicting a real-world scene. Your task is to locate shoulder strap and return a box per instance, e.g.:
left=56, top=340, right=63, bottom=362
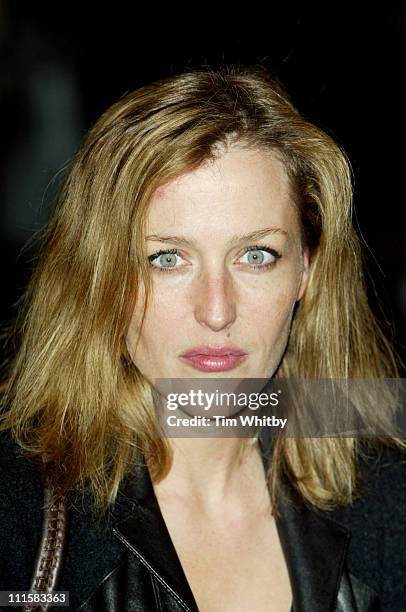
left=22, top=481, right=68, bottom=612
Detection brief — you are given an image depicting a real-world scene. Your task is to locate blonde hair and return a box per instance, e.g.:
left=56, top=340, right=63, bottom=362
left=1, top=65, right=403, bottom=512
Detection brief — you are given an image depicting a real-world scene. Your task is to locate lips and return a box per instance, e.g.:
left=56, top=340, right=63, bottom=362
left=180, top=345, right=248, bottom=372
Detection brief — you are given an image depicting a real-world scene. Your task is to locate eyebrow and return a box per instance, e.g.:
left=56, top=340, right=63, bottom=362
left=146, top=227, right=288, bottom=247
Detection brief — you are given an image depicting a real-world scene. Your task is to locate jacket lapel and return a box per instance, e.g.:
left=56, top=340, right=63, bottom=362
left=113, top=461, right=198, bottom=610
left=258, top=428, right=352, bottom=612
left=113, top=431, right=351, bottom=612
left=275, top=482, right=351, bottom=611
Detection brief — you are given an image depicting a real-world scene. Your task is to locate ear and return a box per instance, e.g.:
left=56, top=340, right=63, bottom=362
left=296, top=247, right=310, bottom=302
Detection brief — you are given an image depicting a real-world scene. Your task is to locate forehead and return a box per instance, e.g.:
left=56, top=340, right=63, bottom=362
left=147, top=146, right=299, bottom=238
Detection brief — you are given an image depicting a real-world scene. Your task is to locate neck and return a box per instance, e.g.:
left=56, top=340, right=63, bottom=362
left=152, top=437, right=265, bottom=513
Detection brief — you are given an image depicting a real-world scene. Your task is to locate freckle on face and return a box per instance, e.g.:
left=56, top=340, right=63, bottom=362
left=126, top=144, right=308, bottom=383
left=154, top=186, right=167, bottom=201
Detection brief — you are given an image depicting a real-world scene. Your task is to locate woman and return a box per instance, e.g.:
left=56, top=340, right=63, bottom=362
left=0, top=65, right=405, bottom=611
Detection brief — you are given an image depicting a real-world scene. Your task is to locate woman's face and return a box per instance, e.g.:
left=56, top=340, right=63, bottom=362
left=126, top=144, right=309, bottom=382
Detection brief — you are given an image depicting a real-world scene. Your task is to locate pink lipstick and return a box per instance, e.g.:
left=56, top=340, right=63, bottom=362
left=180, top=345, right=248, bottom=372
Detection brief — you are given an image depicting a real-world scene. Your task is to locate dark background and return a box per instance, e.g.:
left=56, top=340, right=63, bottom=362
left=1, top=3, right=405, bottom=361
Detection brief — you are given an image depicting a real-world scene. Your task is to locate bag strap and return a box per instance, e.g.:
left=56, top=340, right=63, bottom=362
left=22, top=480, right=68, bottom=612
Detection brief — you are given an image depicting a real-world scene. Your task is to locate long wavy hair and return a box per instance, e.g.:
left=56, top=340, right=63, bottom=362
left=1, top=65, right=403, bottom=513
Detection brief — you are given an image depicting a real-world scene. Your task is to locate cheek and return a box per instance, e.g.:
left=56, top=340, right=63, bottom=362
left=126, top=290, right=186, bottom=355
left=240, top=273, right=298, bottom=329
left=147, top=285, right=188, bottom=328
left=250, top=293, right=295, bottom=344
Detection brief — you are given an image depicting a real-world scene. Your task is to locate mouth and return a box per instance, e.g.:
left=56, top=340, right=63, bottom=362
left=179, top=345, right=248, bottom=372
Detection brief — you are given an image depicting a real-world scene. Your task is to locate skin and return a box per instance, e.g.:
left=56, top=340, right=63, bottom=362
left=126, top=143, right=309, bottom=384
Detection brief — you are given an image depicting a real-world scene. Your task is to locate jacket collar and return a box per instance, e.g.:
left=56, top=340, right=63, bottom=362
left=275, top=474, right=350, bottom=611
left=113, top=430, right=351, bottom=612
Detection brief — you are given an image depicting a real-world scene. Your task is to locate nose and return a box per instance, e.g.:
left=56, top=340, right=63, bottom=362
left=193, top=268, right=237, bottom=332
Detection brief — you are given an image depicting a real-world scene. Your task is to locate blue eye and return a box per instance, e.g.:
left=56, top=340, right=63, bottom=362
left=239, top=246, right=280, bottom=268
left=148, top=249, right=183, bottom=271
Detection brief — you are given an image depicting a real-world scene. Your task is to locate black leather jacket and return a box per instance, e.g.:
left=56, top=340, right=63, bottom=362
left=2, top=430, right=404, bottom=611
left=76, top=434, right=383, bottom=611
